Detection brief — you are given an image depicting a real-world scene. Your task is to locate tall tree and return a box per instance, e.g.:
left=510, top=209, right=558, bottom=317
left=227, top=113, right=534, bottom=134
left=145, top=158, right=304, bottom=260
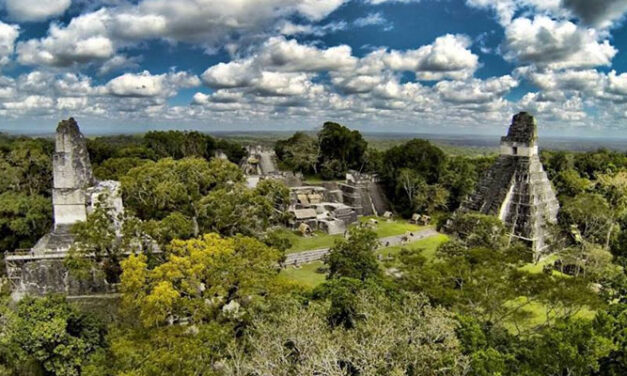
left=318, top=122, right=367, bottom=173
left=326, top=226, right=380, bottom=281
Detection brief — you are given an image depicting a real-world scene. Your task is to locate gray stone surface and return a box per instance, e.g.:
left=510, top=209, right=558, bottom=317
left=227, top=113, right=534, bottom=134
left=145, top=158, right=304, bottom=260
left=458, top=112, right=559, bottom=255
left=53, top=118, right=94, bottom=231
left=6, top=118, right=126, bottom=299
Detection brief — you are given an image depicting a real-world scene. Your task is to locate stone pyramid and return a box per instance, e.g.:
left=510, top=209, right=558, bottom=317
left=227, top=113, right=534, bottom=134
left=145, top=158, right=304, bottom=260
left=460, top=112, right=559, bottom=254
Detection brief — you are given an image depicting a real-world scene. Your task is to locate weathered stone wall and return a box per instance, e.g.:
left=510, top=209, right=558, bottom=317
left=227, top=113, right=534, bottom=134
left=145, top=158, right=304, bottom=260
left=9, top=257, right=115, bottom=301
left=52, top=118, right=95, bottom=231
left=6, top=118, right=127, bottom=300
left=457, top=112, right=558, bottom=255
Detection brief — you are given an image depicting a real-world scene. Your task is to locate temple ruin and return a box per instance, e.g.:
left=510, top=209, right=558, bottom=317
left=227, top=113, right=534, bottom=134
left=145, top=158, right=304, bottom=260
left=241, top=144, right=390, bottom=235
left=5, top=118, right=124, bottom=299
left=457, top=112, right=559, bottom=255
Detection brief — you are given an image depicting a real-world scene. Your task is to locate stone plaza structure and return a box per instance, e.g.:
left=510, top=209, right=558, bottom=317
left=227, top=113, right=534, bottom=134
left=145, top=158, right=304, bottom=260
left=458, top=112, right=559, bottom=255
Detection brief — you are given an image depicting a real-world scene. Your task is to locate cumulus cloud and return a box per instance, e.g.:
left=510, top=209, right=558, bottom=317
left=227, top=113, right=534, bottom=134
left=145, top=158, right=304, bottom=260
left=562, top=0, right=627, bottom=28
left=519, top=91, right=587, bottom=122
left=518, top=68, right=604, bottom=92
left=4, top=0, right=71, bottom=22
left=466, top=0, right=627, bottom=29
left=503, top=17, right=617, bottom=69
left=14, top=0, right=350, bottom=68
left=16, top=9, right=114, bottom=67
left=465, top=0, right=563, bottom=26
left=257, top=37, right=356, bottom=72
left=106, top=71, right=200, bottom=97
left=110, top=0, right=347, bottom=42
left=0, top=21, right=19, bottom=66
left=436, top=75, right=518, bottom=104
left=331, top=33, right=479, bottom=90
left=201, top=37, right=356, bottom=91
left=607, top=70, right=627, bottom=96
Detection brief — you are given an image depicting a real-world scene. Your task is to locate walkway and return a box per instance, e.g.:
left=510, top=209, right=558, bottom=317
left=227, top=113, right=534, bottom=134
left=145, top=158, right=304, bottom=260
left=284, top=228, right=439, bottom=265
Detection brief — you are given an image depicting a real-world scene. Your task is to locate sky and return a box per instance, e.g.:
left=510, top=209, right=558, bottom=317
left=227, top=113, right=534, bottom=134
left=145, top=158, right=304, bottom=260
left=0, top=0, right=626, bottom=137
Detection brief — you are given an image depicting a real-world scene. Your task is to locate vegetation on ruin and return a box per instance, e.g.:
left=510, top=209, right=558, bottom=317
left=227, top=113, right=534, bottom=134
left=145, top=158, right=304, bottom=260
left=0, top=125, right=626, bottom=376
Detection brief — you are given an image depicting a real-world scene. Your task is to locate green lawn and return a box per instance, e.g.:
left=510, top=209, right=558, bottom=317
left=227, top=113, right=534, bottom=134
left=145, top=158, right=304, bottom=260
left=280, top=261, right=327, bottom=288
left=280, top=235, right=449, bottom=289
left=275, top=229, right=343, bottom=254
left=376, top=233, right=449, bottom=263
left=359, top=216, right=426, bottom=238
left=519, top=254, right=559, bottom=274
left=503, top=296, right=596, bottom=333
left=279, top=217, right=428, bottom=254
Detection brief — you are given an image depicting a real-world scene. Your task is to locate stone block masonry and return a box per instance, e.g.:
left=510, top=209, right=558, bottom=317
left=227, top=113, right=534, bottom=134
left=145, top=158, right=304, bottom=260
left=6, top=118, right=125, bottom=300
left=52, top=118, right=95, bottom=231
left=457, top=112, right=559, bottom=255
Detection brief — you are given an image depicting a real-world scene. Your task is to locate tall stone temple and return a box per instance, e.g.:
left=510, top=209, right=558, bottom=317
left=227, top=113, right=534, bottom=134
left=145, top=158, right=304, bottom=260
left=5, top=118, right=123, bottom=300
left=459, top=112, right=559, bottom=254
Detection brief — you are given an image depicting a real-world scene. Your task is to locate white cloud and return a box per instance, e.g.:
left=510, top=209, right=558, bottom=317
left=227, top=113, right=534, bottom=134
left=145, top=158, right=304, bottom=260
left=519, top=91, right=587, bottom=122
left=98, top=55, right=142, bottom=75
left=435, top=75, right=518, bottom=104
left=466, top=0, right=627, bottom=28
left=4, top=0, right=71, bottom=22
left=16, top=9, right=114, bottom=67
left=607, top=71, right=627, bottom=96
left=0, top=21, right=19, bottom=66
left=202, top=37, right=356, bottom=90
left=106, top=70, right=200, bottom=97
left=202, top=61, right=257, bottom=89
left=257, top=37, right=356, bottom=72
left=354, top=12, right=387, bottom=27
left=334, top=34, right=479, bottom=86
left=15, top=0, right=350, bottom=68
left=466, top=0, right=565, bottom=26
left=519, top=68, right=604, bottom=93
left=277, top=20, right=347, bottom=36
left=111, top=0, right=347, bottom=42
left=562, top=0, right=627, bottom=28
left=366, top=0, right=421, bottom=4
left=503, top=17, right=617, bottom=69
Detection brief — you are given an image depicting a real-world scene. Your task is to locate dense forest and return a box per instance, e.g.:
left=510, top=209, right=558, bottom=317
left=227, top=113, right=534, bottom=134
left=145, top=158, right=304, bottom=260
left=0, top=123, right=626, bottom=376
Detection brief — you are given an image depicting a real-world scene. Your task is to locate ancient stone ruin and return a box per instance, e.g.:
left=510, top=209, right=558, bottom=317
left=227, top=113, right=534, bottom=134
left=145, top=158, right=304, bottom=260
left=287, top=171, right=389, bottom=235
left=5, top=118, right=124, bottom=299
left=458, top=112, right=559, bottom=255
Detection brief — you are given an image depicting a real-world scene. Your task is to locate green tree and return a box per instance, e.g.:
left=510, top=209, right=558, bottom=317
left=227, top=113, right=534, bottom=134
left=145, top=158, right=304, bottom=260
left=275, top=132, right=319, bottom=174
left=121, top=157, right=243, bottom=234
left=119, top=233, right=281, bottom=327
left=144, top=130, right=215, bottom=160
left=595, top=304, right=627, bottom=375
left=226, top=289, right=467, bottom=376
left=560, top=193, right=615, bottom=247
left=318, top=122, right=367, bottom=173
left=0, top=192, right=52, bottom=251
left=93, top=157, right=150, bottom=180
left=448, top=213, right=508, bottom=250
left=441, top=156, right=480, bottom=211
left=553, top=168, right=592, bottom=198
left=7, top=295, right=105, bottom=376
left=326, top=226, right=380, bottom=281
left=0, top=139, right=52, bottom=196
left=380, top=139, right=446, bottom=216
left=518, top=318, right=615, bottom=376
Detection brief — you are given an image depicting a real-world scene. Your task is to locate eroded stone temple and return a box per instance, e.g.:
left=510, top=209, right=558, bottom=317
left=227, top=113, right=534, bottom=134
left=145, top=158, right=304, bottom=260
left=459, top=112, right=559, bottom=254
left=5, top=118, right=123, bottom=299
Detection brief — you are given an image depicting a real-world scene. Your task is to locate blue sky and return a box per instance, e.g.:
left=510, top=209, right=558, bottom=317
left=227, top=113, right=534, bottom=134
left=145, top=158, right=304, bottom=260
left=0, top=0, right=626, bottom=137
